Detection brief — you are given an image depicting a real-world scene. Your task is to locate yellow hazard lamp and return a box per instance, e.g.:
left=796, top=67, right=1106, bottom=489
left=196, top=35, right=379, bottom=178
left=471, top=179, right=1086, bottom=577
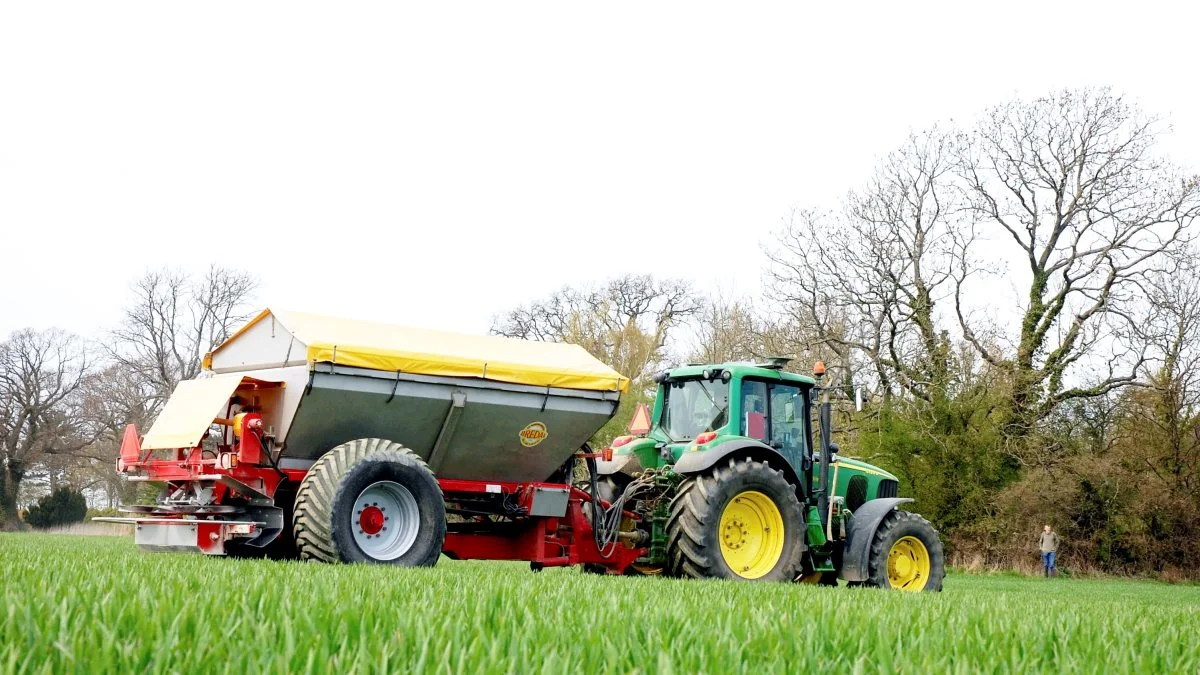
left=813, top=361, right=826, bottom=379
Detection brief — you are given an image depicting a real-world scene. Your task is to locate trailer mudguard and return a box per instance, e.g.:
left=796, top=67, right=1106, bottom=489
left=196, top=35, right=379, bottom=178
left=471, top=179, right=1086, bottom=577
left=839, top=497, right=914, bottom=582
left=671, top=440, right=803, bottom=490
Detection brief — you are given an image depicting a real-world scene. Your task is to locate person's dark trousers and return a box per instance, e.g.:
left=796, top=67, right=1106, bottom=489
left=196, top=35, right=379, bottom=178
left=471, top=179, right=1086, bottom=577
left=1042, top=551, right=1056, bottom=577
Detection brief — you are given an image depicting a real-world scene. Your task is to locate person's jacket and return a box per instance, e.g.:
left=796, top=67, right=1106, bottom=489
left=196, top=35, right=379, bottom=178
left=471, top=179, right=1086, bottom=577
left=1039, top=532, right=1059, bottom=553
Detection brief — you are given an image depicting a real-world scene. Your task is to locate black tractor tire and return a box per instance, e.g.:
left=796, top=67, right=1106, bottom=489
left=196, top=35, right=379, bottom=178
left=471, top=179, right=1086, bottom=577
left=293, top=438, right=446, bottom=566
left=864, top=510, right=945, bottom=592
left=665, top=456, right=805, bottom=582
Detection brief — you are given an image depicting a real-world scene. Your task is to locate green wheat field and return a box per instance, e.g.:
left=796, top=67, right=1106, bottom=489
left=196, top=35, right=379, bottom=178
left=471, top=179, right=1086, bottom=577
left=1, top=534, right=1197, bottom=674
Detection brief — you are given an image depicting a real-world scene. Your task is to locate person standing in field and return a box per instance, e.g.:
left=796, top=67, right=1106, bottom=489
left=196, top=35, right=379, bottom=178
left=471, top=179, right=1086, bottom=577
left=1039, top=525, right=1059, bottom=577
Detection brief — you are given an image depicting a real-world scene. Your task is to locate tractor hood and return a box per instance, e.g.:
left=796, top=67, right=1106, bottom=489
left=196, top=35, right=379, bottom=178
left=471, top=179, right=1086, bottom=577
left=835, top=457, right=898, bottom=482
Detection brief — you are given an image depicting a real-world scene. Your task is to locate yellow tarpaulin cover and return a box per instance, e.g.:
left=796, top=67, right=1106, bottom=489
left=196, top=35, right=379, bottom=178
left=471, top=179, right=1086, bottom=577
left=208, top=309, right=630, bottom=393
left=142, top=374, right=252, bottom=450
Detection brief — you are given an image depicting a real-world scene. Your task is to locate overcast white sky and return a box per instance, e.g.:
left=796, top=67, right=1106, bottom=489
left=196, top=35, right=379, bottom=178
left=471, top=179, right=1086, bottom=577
left=2, top=1, right=1197, bottom=342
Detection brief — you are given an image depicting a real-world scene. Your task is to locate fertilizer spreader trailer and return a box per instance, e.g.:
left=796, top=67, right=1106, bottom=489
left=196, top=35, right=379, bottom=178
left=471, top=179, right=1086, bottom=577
left=101, top=309, right=944, bottom=590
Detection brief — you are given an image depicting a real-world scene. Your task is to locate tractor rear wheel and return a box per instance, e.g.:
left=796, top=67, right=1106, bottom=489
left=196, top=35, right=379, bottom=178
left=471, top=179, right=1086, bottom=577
left=293, top=438, right=446, bottom=566
left=864, top=510, right=945, bottom=592
left=666, top=456, right=804, bottom=581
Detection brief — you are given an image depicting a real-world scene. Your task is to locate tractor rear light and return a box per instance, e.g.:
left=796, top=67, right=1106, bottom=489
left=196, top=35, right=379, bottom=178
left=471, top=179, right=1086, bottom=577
left=695, top=431, right=718, bottom=445
left=611, top=435, right=635, bottom=449
left=602, top=447, right=613, bottom=462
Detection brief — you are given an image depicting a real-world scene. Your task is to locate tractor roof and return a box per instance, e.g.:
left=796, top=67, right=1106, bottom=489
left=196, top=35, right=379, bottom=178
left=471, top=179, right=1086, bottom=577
left=665, top=361, right=817, bottom=386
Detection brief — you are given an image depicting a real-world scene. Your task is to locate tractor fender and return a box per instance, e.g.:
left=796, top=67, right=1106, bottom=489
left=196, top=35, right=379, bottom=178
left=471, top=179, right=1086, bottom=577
left=839, top=497, right=914, bottom=582
left=672, top=440, right=803, bottom=491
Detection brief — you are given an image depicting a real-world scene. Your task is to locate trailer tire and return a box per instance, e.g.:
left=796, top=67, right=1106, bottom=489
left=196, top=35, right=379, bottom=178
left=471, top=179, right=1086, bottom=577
left=864, top=510, right=945, bottom=592
left=293, top=438, right=445, bottom=566
left=666, top=456, right=804, bottom=582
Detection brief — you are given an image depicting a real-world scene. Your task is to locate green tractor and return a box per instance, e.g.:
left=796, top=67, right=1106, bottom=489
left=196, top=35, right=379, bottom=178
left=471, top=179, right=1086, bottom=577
left=588, top=358, right=944, bottom=590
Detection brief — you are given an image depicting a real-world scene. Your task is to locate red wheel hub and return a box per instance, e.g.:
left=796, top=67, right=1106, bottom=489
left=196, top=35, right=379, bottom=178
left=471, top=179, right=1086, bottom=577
left=359, top=505, right=385, bottom=535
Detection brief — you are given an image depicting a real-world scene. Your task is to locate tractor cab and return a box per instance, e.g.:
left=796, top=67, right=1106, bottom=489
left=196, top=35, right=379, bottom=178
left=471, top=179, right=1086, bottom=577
left=601, top=359, right=897, bottom=503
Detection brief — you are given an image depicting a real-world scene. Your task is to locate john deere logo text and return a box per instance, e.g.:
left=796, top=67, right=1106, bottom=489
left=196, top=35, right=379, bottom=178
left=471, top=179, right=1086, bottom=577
left=519, top=422, right=549, bottom=447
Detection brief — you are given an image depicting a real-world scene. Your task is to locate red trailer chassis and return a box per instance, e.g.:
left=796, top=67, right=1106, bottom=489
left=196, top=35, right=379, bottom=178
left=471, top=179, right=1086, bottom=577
left=102, top=423, right=645, bottom=573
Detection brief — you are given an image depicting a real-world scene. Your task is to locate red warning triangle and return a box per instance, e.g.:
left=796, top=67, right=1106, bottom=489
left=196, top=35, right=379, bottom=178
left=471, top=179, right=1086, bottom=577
left=119, top=423, right=142, bottom=463
left=628, top=402, right=652, bottom=436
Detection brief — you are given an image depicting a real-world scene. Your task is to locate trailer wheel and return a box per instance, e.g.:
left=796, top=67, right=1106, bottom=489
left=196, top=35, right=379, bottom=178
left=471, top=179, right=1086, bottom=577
left=293, top=438, right=446, bottom=566
left=666, top=456, right=804, bottom=581
left=864, top=510, right=945, bottom=592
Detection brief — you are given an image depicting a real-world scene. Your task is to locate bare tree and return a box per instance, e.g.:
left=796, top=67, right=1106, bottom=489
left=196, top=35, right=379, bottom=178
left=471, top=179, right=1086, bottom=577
left=69, top=364, right=161, bottom=506
left=0, top=328, right=91, bottom=527
left=688, top=293, right=763, bottom=364
left=955, top=88, right=1200, bottom=437
left=110, top=265, right=257, bottom=416
left=1123, top=249, right=1200, bottom=494
left=767, top=128, right=964, bottom=401
left=492, top=274, right=700, bottom=384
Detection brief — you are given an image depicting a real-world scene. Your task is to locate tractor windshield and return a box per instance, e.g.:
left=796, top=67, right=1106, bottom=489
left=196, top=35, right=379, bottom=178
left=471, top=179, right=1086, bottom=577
left=662, top=378, right=729, bottom=441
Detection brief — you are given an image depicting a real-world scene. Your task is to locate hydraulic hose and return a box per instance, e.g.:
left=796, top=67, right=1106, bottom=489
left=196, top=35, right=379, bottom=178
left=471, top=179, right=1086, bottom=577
left=584, top=452, right=610, bottom=558
left=255, top=430, right=288, bottom=481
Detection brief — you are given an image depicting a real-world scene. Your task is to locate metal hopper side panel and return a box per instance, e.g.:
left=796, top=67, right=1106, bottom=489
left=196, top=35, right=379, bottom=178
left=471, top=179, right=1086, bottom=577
left=281, top=365, right=621, bottom=482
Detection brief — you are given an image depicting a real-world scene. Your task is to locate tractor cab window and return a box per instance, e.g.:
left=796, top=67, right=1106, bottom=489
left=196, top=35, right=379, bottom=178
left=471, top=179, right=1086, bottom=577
left=662, top=378, right=729, bottom=442
left=741, top=379, right=806, bottom=468
left=741, top=380, right=768, bottom=442
left=769, top=384, right=805, bottom=467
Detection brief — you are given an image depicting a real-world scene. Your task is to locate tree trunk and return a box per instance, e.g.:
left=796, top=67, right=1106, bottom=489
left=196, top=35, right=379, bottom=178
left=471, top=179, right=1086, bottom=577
left=0, top=464, right=24, bottom=530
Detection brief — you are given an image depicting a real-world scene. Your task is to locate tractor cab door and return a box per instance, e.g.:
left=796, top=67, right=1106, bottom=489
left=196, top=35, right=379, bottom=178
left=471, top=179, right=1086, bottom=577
left=740, top=379, right=806, bottom=471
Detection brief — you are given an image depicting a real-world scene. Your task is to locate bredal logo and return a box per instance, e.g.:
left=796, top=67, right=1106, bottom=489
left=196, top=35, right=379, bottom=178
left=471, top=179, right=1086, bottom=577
left=519, top=421, right=549, bottom=447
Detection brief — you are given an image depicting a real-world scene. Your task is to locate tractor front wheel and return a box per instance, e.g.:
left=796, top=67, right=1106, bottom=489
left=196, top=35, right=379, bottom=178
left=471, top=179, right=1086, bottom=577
left=864, top=510, right=945, bottom=592
left=666, top=456, right=805, bottom=581
left=293, top=438, right=446, bottom=566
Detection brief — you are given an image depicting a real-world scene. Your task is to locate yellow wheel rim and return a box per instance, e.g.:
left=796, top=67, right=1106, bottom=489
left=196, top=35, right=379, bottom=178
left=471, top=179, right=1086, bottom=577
left=886, top=536, right=931, bottom=591
left=718, top=491, right=784, bottom=579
